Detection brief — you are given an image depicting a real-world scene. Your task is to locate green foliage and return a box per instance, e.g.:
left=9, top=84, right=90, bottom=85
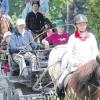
left=49, top=0, right=67, bottom=21
left=85, top=0, right=100, bottom=46
left=9, top=0, right=25, bottom=24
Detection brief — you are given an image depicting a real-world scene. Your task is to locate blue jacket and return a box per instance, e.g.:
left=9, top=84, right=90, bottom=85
left=9, top=29, right=37, bottom=54
left=1, top=0, right=9, bottom=15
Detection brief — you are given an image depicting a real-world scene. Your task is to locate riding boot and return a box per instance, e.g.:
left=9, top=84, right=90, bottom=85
left=58, top=69, right=69, bottom=87
left=56, top=69, right=69, bottom=98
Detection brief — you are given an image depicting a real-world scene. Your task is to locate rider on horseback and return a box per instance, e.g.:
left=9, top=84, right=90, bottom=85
left=56, top=14, right=99, bottom=95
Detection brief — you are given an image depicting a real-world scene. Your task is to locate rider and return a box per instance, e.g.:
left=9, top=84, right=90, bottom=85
left=57, top=14, right=99, bottom=93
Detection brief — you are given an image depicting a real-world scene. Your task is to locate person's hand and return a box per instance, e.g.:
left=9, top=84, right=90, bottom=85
left=18, top=46, right=25, bottom=50
left=19, top=49, right=26, bottom=54
left=45, top=24, right=49, bottom=29
left=18, top=47, right=26, bottom=54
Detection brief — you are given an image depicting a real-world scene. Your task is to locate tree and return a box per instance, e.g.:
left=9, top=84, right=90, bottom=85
left=85, top=0, right=100, bottom=46
left=9, top=0, right=25, bottom=24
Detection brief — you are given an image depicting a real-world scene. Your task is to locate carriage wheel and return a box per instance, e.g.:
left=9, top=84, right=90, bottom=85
left=13, top=88, right=24, bottom=100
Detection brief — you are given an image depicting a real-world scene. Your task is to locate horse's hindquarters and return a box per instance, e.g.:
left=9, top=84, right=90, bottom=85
left=48, top=45, right=67, bottom=82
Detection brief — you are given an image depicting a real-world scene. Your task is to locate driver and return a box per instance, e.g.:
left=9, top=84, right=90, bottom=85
left=9, top=19, right=37, bottom=78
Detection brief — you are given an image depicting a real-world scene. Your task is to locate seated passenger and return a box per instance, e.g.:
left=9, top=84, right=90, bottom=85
left=57, top=14, right=99, bottom=93
left=9, top=19, right=37, bottom=77
left=42, top=19, right=71, bottom=49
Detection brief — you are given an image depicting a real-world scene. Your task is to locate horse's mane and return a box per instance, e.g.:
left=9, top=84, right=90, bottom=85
left=70, top=60, right=99, bottom=88
left=65, top=59, right=100, bottom=100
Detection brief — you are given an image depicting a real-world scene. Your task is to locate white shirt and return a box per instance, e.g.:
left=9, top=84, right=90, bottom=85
left=66, top=32, right=98, bottom=65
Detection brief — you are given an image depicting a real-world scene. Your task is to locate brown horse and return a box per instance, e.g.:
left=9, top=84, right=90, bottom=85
left=58, top=56, right=100, bottom=100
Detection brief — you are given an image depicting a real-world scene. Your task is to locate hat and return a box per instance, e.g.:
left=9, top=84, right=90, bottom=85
left=55, top=20, right=65, bottom=27
left=16, top=19, right=25, bottom=26
left=74, top=14, right=88, bottom=24
left=32, top=1, right=40, bottom=6
left=3, top=31, right=12, bottom=39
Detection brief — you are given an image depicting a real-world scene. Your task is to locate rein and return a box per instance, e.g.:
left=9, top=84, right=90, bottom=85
left=88, top=82, right=100, bottom=89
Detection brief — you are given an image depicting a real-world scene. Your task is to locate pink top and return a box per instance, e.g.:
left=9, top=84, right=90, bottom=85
left=45, top=33, right=70, bottom=46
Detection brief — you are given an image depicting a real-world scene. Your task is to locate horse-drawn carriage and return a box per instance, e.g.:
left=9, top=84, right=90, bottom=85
left=0, top=14, right=57, bottom=100
left=0, top=48, right=56, bottom=100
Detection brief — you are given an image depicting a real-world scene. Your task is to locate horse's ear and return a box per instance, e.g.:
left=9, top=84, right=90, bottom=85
left=96, top=56, right=100, bottom=65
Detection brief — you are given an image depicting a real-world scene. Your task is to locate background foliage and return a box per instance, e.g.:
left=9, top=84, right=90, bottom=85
left=9, top=0, right=100, bottom=46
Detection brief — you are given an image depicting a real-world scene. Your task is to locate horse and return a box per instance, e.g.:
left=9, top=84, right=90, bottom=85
left=48, top=46, right=100, bottom=100
left=48, top=44, right=68, bottom=82
left=63, top=57, right=100, bottom=100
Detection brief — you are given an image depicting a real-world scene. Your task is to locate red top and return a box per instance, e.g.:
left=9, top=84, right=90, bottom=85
left=45, top=33, right=70, bottom=46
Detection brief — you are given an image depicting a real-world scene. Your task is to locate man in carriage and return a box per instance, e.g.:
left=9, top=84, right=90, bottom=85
left=48, top=14, right=99, bottom=96
left=9, top=18, right=38, bottom=78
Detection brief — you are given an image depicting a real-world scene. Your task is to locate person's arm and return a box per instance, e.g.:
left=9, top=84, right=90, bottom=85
left=42, top=38, right=49, bottom=49
left=26, top=13, right=30, bottom=30
left=42, top=32, right=54, bottom=49
left=28, top=31, right=38, bottom=49
left=91, top=34, right=99, bottom=59
left=40, top=13, right=45, bottom=28
left=61, top=34, right=78, bottom=68
left=9, top=35, right=20, bottom=53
